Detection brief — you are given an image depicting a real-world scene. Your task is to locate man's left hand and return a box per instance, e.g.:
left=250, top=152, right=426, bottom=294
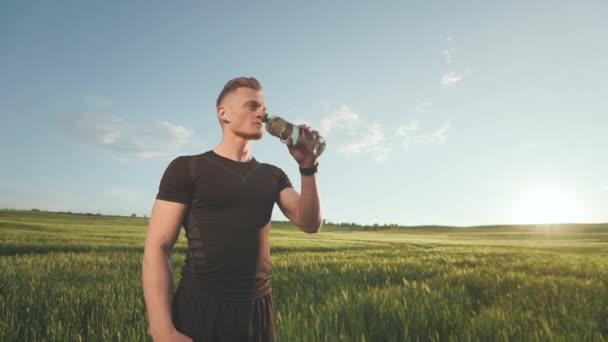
left=285, top=124, right=319, bottom=167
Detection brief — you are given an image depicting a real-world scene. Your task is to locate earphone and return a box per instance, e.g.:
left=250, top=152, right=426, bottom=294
left=222, top=112, right=231, bottom=123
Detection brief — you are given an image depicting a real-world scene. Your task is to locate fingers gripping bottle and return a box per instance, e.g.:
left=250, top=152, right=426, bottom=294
left=261, top=113, right=327, bottom=157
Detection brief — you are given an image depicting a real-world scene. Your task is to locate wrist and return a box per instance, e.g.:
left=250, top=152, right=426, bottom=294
left=299, top=161, right=318, bottom=175
left=298, top=159, right=317, bottom=168
left=148, top=324, right=176, bottom=337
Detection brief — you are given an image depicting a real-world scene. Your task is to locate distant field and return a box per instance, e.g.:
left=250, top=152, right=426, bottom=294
left=1, top=209, right=607, bottom=341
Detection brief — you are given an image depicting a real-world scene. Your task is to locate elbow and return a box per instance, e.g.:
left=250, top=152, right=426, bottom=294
left=303, top=219, right=323, bottom=234
left=306, top=227, right=321, bottom=234
left=142, top=241, right=172, bottom=264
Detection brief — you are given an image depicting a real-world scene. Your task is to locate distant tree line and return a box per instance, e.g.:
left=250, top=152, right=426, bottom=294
left=25, top=209, right=389, bottom=228
left=28, top=208, right=147, bottom=219
left=270, top=219, right=402, bottom=230
left=323, top=220, right=400, bottom=231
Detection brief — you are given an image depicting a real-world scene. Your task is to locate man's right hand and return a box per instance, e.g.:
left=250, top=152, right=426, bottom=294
left=151, top=327, right=193, bottom=342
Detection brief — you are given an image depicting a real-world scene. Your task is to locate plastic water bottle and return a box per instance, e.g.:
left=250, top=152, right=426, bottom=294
left=261, top=113, right=327, bottom=157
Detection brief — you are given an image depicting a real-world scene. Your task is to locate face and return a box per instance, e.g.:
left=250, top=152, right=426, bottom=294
left=219, top=87, right=266, bottom=140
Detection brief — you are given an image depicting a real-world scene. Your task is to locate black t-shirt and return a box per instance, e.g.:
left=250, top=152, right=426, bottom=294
left=156, top=150, right=293, bottom=301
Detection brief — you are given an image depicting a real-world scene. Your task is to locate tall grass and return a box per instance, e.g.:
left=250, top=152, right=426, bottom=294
left=1, top=210, right=607, bottom=341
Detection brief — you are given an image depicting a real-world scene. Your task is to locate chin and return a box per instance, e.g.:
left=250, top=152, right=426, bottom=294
left=240, top=131, right=263, bottom=140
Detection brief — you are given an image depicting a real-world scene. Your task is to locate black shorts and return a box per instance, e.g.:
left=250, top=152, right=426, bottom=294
left=171, top=282, right=276, bottom=342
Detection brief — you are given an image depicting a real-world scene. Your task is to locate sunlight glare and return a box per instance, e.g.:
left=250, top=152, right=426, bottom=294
left=512, top=187, right=585, bottom=224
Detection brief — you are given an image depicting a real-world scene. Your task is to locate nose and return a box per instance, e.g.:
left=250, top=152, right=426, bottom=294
left=256, top=107, right=265, bottom=117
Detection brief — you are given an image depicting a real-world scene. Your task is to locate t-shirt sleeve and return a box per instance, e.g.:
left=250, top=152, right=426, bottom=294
left=275, top=166, right=293, bottom=202
left=155, top=156, right=193, bottom=205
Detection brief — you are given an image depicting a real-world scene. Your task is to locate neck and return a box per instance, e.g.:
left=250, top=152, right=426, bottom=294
left=213, top=136, right=253, bottom=162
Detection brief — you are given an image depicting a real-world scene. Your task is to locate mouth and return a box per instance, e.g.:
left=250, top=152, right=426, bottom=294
left=253, top=122, right=263, bottom=126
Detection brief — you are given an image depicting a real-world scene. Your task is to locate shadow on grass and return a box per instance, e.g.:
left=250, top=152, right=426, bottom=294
left=270, top=245, right=381, bottom=254
left=0, top=244, right=390, bottom=257
left=0, top=221, right=50, bottom=232
left=0, top=244, right=158, bottom=257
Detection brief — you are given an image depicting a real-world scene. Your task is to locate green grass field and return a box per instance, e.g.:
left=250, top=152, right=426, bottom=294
left=1, top=209, right=607, bottom=341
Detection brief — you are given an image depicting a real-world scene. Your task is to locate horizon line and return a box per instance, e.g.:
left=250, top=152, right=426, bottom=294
left=3, top=207, right=607, bottom=228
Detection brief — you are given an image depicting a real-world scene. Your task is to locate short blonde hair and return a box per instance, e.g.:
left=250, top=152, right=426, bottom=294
left=216, top=77, right=262, bottom=108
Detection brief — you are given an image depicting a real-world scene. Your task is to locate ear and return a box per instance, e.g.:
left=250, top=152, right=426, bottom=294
left=218, top=108, right=231, bottom=123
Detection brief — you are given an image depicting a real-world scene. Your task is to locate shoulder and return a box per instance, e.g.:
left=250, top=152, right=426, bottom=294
left=161, top=154, right=200, bottom=180
left=165, top=154, right=194, bottom=170
left=172, top=152, right=213, bottom=167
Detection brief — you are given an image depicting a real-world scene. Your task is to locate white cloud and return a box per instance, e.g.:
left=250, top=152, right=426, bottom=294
left=413, top=101, right=432, bottom=113
left=442, top=48, right=456, bottom=64
left=338, top=123, right=386, bottom=155
left=395, top=121, right=420, bottom=137
left=428, top=123, right=450, bottom=145
left=395, top=121, right=450, bottom=147
left=316, top=105, right=393, bottom=162
left=440, top=72, right=463, bottom=86
left=157, top=121, right=193, bottom=145
left=441, top=36, right=457, bottom=64
left=320, top=105, right=360, bottom=134
left=311, top=105, right=450, bottom=163
left=368, top=143, right=394, bottom=163
left=71, top=112, right=127, bottom=145
left=62, top=111, right=204, bottom=162
left=441, top=69, right=475, bottom=87
left=439, top=36, right=474, bottom=86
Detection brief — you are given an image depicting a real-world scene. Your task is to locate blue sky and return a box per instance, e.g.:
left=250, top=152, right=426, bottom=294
left=1, top=1, right=607, bottom=226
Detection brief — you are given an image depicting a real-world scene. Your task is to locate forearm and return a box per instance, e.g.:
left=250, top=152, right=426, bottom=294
left=142, top=247, right=175, bottom=336
left=298, top=173, right=323, bottom=233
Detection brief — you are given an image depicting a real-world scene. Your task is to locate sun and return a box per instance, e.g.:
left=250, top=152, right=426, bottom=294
left=511, top=187, right=585, bottom=224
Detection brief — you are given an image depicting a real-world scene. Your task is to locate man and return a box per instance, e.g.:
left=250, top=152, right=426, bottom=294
left=142, top=76, right=323, bottom=342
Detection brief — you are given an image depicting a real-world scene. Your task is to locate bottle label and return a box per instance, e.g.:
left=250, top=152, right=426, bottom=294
left=290, top=126, right=300, bottom=146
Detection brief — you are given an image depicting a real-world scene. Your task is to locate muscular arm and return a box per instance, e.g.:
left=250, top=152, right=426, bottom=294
left=142, top=199, right=188, bottom=337
left=278, top=173, right=323, bottom=233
